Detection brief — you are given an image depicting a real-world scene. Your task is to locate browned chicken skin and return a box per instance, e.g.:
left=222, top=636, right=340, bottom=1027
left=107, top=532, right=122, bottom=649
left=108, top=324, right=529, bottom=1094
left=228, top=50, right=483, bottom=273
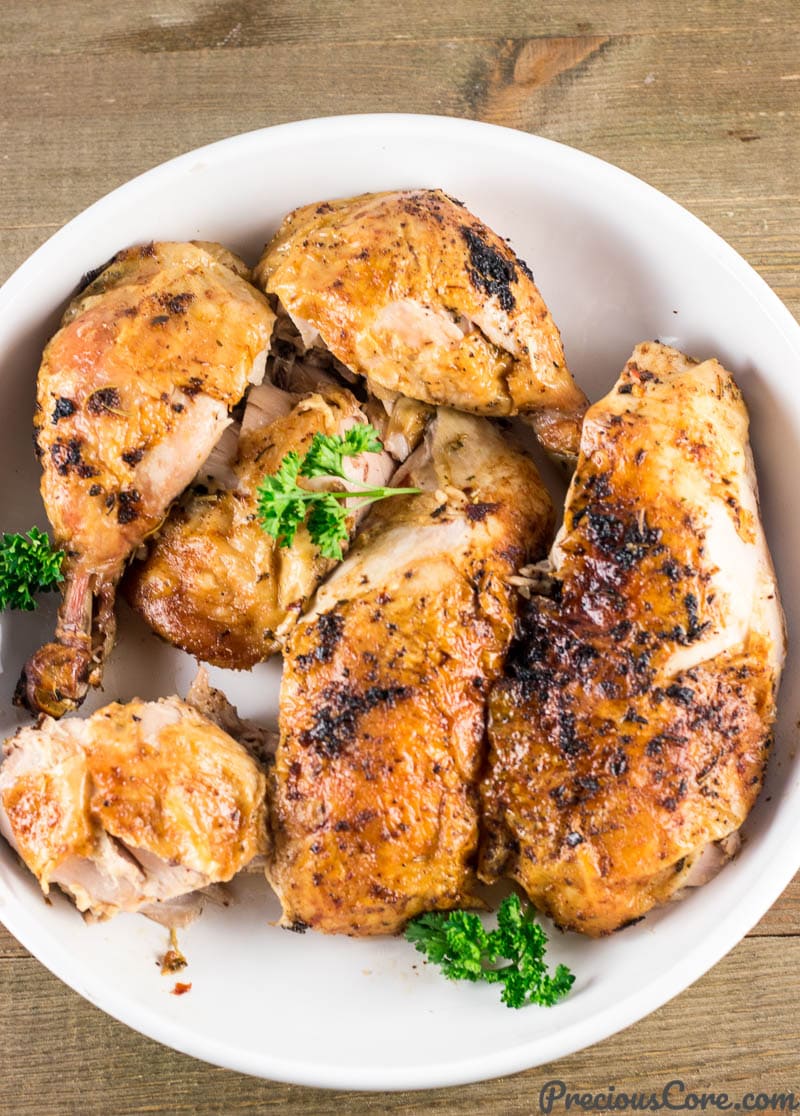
left=18, top=242, right=275, bottom=716
left=480, top=343, right=785, bottom=936
left=269, top=409, right=554, bottom=935
left=0, top=696, right=267, bottom=922
left=124, top=381, right=391, bottom=670
left=254, top=190, right=587, bottom=461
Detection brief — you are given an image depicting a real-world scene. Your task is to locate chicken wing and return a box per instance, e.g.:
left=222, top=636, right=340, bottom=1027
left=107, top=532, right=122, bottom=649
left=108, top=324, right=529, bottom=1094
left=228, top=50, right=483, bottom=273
left=254, top=190, right=587, bottom=461
left=0, top=695, right=267, bottom=923
left=269, top=410, right=554, bottom=935
left=18, top=242, right=275, bottom=716
left=479, top=342, right=785, bottom=936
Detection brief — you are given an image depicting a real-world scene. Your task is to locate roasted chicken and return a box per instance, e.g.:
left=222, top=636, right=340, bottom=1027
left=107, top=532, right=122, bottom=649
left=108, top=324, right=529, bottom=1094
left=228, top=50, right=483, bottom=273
left=0, top=695, right=267, bottom=923
left=124, top=378, right=395, bottom=670
left=480, top=342, right=785, bottom=935
left=269, top=409, right=554, bottom=935
left=17, top=242, right=275, bottom=716
left=254, top=189, right=588, bottom=461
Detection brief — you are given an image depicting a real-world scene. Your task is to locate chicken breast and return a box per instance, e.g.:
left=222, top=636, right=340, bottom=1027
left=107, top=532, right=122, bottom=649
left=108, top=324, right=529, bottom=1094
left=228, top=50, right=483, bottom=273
left=254, top=190, right=587, bottom=461
left=269, top=409, right=554, bottom=935
left=0, top=696, right=267, bottom=922
left=480, top=342, right=785, bottom=936
left=124, top=379, right=395, bottom=670
left=18, top=242, right=275, bottom=717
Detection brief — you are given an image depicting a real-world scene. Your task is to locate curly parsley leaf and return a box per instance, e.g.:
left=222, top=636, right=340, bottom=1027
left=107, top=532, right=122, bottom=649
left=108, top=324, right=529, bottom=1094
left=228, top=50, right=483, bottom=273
left=256, top=451, right=307, bottom=548
left=0, top=528, right=65, bottom=611
left=405, top=894, right=575, bottom=1009
left=306, top=494, right=352, bottom=560
left=257, top=424, right=419, bottom=558
left=406, top=910, right=491, bottom=982
left=300, top=425, right=383, bottom=480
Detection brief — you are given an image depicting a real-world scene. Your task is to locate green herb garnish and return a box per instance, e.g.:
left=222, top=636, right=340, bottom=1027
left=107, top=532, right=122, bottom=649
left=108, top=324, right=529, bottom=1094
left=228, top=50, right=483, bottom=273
left=257, top=424, right=419, bottom=560
left=405, top=893, right=575, bottom=1009
left=0, top=528, right=64, bottom=611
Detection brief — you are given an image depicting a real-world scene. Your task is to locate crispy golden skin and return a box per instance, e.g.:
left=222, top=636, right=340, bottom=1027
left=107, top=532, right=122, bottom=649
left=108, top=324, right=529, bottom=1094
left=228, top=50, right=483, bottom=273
left=269, top=410, right=554, bottom=935
left=19, top=242, right=275, bottom=716
left=0, top=697, right=267, bottom=921
left=480, top=343, right=785, bottom=936
left=124, top=386, right=368, bottom=670
left=254, top=190, right=587, bottom=461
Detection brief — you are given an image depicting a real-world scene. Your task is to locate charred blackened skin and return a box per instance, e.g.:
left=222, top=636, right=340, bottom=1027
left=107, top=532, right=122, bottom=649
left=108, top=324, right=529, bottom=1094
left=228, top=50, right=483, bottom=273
left=504, top=608, right=557, bottom=698
left=558, top=711, right=586, bottom=757
left=295, top=612, right=345, bottom=670
left=684, top=592, right=710, bottom=641
left=161, top=292, right=195, bottom=315
left=616, top=915, right=645, bottom=931
left=666, top=683, right=695, bottom=705
left=465, top=501, right=500, bottom=523
left=87, top=387, right=121, bottom=415
left=74, top=254, right=117, bottom=297
left=121, top=447, right=145, bottom=467
left=50, top=438, right=83, bottom=476
left=583, top=508, right=663, bottom=569
left=515, top=254, right=534, bottom=281
left=623, top=707, right=648, bottom=724
left=609, top=748, right=628, bottom=776
left=300, top=683, right=413, bottom=757
left=117, top=489, right=141, bottom=525
left=550, top=775, right=599, bottom=809
left=51, top=397, right=76, bottom=423
left=461, top=226, right=518, bottom=312
left=182, top=377, right=204, bottom=397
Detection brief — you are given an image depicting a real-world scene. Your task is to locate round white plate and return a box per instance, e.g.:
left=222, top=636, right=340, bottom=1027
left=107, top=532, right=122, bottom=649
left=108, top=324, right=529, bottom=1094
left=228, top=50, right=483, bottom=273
left=0, top=115, right=797, bottom=1091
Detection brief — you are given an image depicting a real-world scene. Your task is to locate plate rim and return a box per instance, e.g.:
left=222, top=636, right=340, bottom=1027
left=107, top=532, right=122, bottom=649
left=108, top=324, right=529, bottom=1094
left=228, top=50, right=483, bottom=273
left=0, top=112, right=798, bottom=1091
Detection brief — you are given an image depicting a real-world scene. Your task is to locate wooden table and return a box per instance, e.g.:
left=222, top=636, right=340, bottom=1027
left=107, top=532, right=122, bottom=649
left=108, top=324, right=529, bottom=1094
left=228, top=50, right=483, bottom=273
left=1, top=3, right=798, bottom=1112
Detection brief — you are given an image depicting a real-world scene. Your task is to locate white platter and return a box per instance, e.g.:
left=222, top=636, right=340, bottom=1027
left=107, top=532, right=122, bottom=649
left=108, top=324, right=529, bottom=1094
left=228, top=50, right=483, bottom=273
left=0, top=114, right=798, bottom=1091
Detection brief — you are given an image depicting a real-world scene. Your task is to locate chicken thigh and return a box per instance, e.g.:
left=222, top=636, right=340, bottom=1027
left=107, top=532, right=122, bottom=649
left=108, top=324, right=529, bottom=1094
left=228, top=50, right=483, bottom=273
left=269, top=410, right=554, bottom=935
left=18, top=242, right=275, bottom=716
left=0, top=695, right=267, bottom=922
left=480, top=342, right=785, bottom=936
left=124, top=379, right=395, bottom=670
left=254, top=190, right=587, bottom=461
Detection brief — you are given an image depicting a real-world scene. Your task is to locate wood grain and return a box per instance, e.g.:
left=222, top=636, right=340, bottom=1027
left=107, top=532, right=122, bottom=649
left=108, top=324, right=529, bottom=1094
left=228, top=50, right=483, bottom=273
left=1, top=937, right=799, bottom=1114
left=0, top=1, right=798, bottom=1111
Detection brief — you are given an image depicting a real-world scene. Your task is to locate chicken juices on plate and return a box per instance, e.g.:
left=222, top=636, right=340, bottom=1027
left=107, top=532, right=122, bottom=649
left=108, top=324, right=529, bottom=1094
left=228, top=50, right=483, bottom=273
left=269, top=410, right=554, bottom=935
left=18, top=242, right=275, bottom=717
left=0, top=696, right=267, bottom=923
left=254, top=189, right=588, bottom=462
left=480, top=342, right=785, bottom=936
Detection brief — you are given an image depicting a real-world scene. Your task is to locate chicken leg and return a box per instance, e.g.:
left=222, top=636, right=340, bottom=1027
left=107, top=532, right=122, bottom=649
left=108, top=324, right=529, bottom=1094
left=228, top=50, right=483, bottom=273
left=17, top=241, right=275, bottom=716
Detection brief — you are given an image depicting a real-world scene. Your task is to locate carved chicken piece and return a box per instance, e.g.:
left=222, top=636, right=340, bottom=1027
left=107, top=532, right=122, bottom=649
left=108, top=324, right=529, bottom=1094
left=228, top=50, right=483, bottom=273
left=480, top=342, right=785, bottom=936
left=124, top=378, right=396, bottom=670
left=0, top=696, right=267, bottom=922
left=18, top=242, right=275, bottom=716
left=254, top=189, right=587, bottom=461
left=269, top=409, right=554, bottom=935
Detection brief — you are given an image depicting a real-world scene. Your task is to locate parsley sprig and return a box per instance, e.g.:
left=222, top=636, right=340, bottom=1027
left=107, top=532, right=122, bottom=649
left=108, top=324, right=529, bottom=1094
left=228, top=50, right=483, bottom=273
left=406, top=893, right=575, bottom=1009
left=257, top=424, right=420, bottom=560
left=0, top=528, right=64, bottom=611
